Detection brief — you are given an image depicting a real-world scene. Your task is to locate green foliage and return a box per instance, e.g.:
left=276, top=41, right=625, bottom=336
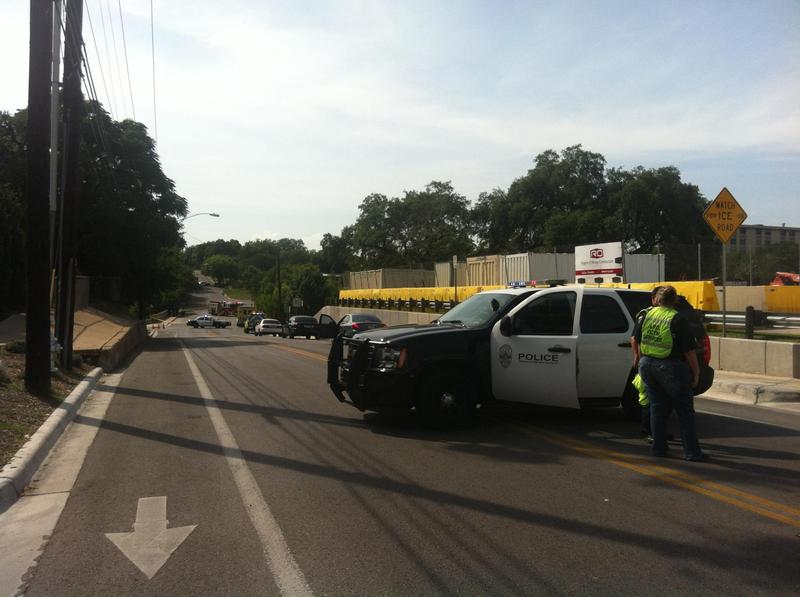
left=348, top=182, right=475, bottom=268
left=0, top=102, right=193, bottom=316
left=153, top=247, right=196, bottom=307
left=315, top=230, right=354, bottom=273
left=0, top=183, right=26, bottom=308
left=185, top=239, right=242, bottom=269
left=0, top=111, right=27, bottom=310
left=202, top=254, right=239, bottom=285
left=728, top=242, right=799, bottom=285
left=75, top=104, right=188, bottom=315
left=4, top=341, right=26, bottom=354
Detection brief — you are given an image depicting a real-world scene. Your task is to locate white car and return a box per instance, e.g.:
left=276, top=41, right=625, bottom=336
left=255, top=318, right=283, bottom=336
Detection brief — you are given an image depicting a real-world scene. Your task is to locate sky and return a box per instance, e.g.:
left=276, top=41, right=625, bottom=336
left=1, top=0, right=798, bottom=250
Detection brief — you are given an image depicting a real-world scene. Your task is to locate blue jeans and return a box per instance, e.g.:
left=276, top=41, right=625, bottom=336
left=638, top=356, right=703, bottom=459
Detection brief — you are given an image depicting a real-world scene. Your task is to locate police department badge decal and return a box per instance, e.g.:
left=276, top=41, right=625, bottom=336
left=499, top=344, right=512, bottom=368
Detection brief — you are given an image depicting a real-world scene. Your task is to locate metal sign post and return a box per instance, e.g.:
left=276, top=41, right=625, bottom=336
left=722, top=241, right=727, bottom=336
left=702, top=188, right=747, bottom=338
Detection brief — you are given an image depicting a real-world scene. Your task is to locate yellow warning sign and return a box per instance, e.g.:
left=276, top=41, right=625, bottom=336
left=703, top=187, right=747, bottom=244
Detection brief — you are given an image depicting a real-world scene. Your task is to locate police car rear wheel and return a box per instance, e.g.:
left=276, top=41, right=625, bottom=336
left=417, top=371, right=476, bottom=428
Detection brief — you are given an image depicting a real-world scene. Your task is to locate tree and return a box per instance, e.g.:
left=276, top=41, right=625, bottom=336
left=349, top=182, right=475, bottom=267
left=349, top=193, right=400, bottom=267
left=202, top=254, right=239, bottom=285
left=73, top=102, right=188, bottom=315
left=0, top=111, right=27, bottom=311
left=185, top=239, right=242, bottom=269
left=314, top=229, right=354, bottom=273
left=153, top=247, right=196, bottom=309
left=477, top=145, right=609, bottom=252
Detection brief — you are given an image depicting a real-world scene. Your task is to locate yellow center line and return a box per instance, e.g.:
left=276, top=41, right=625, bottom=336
left=509, top=423, right=800, bottom=529
left=270, top=344, right=328, bottom=364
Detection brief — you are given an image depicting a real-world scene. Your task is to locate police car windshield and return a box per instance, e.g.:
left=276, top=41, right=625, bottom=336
left=438, top=293, right=514, bottom=328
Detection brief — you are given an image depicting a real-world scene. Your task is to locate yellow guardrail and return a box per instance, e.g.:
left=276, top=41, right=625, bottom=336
left=339, top=281, right=720, bottom=311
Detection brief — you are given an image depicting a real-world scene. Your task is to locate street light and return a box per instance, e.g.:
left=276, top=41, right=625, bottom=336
left=181, top=212, right=220, bottom=221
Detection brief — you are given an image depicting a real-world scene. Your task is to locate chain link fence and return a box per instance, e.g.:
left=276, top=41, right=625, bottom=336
left=663, top=242, right=800, bottom=285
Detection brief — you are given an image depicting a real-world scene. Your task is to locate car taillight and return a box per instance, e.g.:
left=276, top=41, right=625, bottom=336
left=702, top=336, right=711, bottom=365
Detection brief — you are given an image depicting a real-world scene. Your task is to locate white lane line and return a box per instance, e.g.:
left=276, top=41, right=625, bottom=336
left=181, top=343, right=313, bottom=597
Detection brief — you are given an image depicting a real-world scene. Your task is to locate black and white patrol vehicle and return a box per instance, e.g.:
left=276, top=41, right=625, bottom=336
left=327, top=285, right=713, bottom=427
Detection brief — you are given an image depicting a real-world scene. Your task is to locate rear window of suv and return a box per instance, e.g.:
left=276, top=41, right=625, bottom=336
left=293, top=316, right=317, bottom=323
left=615, top=290, right=651, bottom=319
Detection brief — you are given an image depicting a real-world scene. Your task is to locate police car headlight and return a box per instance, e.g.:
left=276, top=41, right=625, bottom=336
left=374, top=346, right=406, bottom=370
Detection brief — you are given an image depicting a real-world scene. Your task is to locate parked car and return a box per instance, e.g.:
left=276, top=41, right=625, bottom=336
left=282, top=315, right=321, bottom=339
left=186, top=315, right=231, bottom=329
left=255, top=318, right=283, bottom=336
left=337, top=313, right=386, bottom=337
left=244, top=313, right=265, bottom=334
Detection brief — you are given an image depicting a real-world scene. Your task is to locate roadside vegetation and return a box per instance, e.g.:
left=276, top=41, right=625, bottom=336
left=189, top=146, right=798, bottom=320
left=0, top=343, right=90, bottom=467
left=1, top=105, right=196, bottom=319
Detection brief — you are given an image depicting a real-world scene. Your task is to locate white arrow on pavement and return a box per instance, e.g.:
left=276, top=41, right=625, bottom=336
left=105, top=496, right=197, bottom=579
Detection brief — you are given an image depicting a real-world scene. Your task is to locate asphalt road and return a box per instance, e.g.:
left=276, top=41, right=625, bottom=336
left=8, top=322, right=800, bottom=596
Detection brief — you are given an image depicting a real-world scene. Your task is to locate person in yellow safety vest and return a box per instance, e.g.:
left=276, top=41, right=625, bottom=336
left=631, top=286, right=664, bottom=441
left=632, top=285, right=708, bottom=462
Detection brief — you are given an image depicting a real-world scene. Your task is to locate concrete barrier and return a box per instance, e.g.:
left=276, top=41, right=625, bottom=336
left=97, top=322, right=147, bottom=371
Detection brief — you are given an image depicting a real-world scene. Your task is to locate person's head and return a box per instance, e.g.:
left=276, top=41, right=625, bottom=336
left=654, top=285, right=677, bottom=308
left=650, top=285, right=665, bottom=306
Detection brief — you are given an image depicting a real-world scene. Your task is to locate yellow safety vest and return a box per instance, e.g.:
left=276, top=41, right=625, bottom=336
left=640, top=306, right=677, bottom=359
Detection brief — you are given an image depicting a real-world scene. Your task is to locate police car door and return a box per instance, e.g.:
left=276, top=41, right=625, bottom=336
left=490, top=290, right=579, bottom=408
left=577, top=290, right=635, bottom=400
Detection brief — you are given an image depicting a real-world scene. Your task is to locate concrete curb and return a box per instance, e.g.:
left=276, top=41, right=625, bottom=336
left=705, top=378, right=800, bottom=405
left=702, top=379, right=800, bottom=405
left=0, top=367, right=104, bottom=513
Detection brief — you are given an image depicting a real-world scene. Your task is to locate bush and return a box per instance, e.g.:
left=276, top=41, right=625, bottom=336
left=4, top=340, right=25, bottom=354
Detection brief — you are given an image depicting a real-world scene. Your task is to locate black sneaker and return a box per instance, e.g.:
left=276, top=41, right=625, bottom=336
left=685, top=453, right=710, bottom=462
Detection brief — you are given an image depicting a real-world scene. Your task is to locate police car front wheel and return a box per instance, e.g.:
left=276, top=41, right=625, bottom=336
left=416, top=371, right=477, bottom=429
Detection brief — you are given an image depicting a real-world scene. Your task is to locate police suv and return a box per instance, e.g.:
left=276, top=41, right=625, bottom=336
left=327, top=285, right=714, bottom=427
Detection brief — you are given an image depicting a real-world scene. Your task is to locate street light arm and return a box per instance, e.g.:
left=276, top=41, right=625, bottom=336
left=181, top=212, right=220, bottom=221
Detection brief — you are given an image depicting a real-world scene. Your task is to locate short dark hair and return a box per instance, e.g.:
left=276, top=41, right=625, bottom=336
left=654, top=285, right=677, bottom=307
left=651, top=285, right=665, bottom=300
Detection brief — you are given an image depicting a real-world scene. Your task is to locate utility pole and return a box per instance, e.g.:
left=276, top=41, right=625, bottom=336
left=276, top=252, right=282, bottom=321
left=56, top=0, right=84, bottom=368
left=49, top=0, right=62, bottom=269
left=25, top=0, right=54, bottom=395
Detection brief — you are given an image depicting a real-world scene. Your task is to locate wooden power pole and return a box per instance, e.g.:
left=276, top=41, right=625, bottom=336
left=25, top=0, right=54, bottom=395
left=56, top=0, right=84, bottom=368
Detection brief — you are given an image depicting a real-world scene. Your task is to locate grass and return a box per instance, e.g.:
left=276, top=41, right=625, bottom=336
left=0, top=347, right=90, bottom=467
left=224, top=287, right=253, bottom=301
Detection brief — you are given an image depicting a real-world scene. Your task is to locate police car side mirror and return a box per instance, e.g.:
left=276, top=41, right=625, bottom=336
left=500, top=316, right=512, bottom=337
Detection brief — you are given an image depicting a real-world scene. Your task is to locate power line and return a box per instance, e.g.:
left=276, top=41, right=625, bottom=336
left=97, top=0, right=119, bottom=117
left=106, top=0, right=127, bottom=118
left=83, top=1, right=114, bottom=120
left=150, top=0, right=157, bottom=142
left=57, top=5, right=121, bottom=196
left=117, top=0, right=135, bottom=120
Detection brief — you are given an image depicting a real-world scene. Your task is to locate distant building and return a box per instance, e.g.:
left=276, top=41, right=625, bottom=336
left=728, top=224, right=800, bottom=253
